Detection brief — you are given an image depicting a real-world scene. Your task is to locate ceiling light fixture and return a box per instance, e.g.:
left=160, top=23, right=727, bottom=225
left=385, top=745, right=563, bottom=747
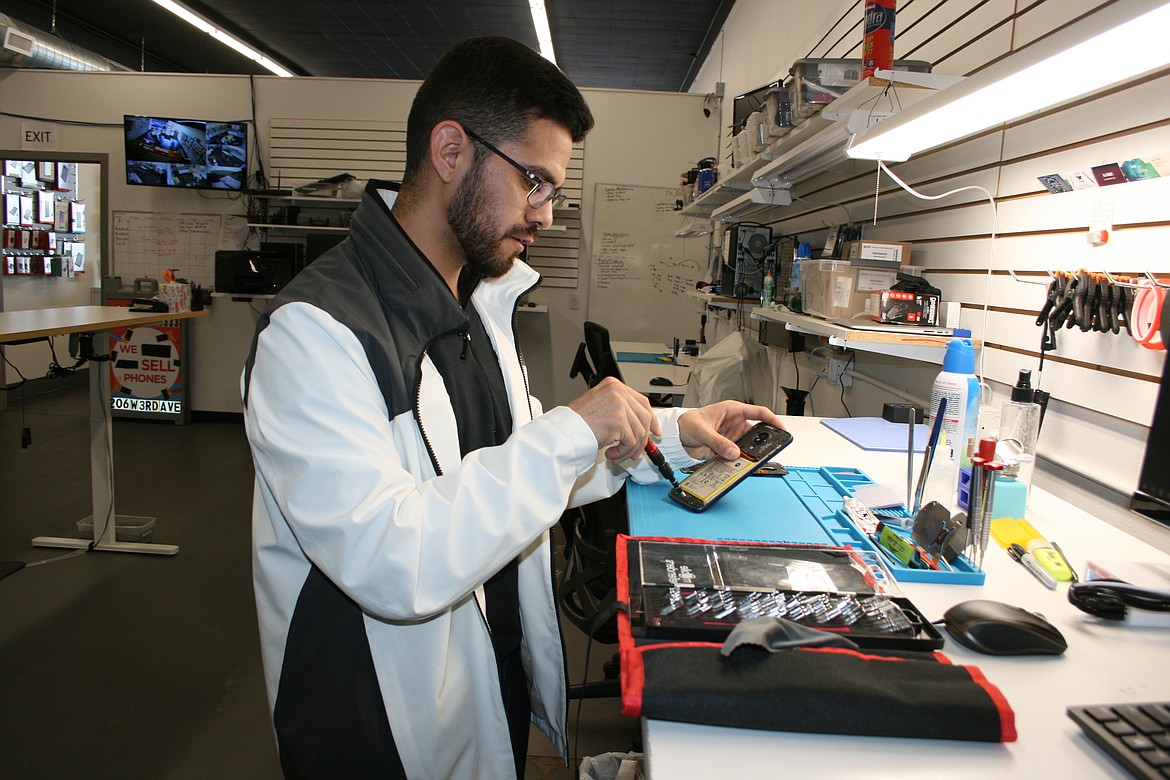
left=846, top=0, right=1170, bottom=162
left=529, top=0, right=557, bottom=66
left=151, top=0, right=295, bottom=77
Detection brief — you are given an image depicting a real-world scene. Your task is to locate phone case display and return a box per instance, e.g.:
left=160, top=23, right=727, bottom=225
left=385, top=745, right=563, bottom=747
left=70, top=202, right=86, bottom=233
left=57, top=162, right=75, bottom=192
left=2, top=158, right=87, bottom=278
left=37, top=191, right=55, bottom=224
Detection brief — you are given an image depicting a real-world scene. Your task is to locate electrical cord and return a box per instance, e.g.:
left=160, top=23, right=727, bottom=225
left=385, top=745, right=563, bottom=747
left=838, top=351, right=856, bottom=417
left=876, top=161, right=998, bottom=389
left=45, top=337, right=84, bottom=379
left=2, top=350, right=30, bottom=391
left=1068, top=580, right=1170, bottom=621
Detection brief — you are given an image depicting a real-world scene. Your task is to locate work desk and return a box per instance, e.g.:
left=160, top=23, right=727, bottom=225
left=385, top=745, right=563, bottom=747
left=633, top=415, right=1170, bottom=779
left=611, top=340, right=692, bottom=396
left=0, top=306, right=207, bottom=555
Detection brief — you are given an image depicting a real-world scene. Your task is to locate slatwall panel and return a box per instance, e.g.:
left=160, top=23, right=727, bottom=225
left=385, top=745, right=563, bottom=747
left=266, top=119, right=585, bottom=285
left=746, top=0, right=1169, bottom=487
left=268, top=117, right=407, bottom=189
left=528, top=144, right=586, bottom=288
left=528, top=208, right=582, bottom=288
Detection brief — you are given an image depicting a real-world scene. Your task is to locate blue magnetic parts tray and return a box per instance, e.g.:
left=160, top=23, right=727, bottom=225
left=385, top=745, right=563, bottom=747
left=627, top=465, right=986, bottom=585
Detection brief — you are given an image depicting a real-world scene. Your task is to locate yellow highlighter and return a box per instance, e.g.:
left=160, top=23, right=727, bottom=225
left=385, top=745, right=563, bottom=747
left=990, top=518, right=1074, bottom=581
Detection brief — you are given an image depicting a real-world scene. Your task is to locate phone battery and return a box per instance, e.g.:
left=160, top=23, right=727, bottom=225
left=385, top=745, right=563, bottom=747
left=681, top=456, right=755, bottom=502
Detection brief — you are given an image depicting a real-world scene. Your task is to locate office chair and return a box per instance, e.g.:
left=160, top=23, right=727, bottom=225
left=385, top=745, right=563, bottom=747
left=558, top=486, right=627, bottom=699
left=583, top=321, right=623, bottom=383
left=573, top=320, right=673, bottom=407
left=560, top=321, right=630, bottom=699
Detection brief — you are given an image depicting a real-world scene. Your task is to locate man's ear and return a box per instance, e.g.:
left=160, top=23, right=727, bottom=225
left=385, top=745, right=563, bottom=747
left=430, top=121, right=471, bottom=185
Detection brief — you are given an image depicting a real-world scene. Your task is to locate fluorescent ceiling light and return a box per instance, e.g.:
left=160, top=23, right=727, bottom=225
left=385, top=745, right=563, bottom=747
left=529, top=0, right=557, bottom=65
left=151, top=0, right=295, bottom=77
left=847, top=0, right=1170, bottom=161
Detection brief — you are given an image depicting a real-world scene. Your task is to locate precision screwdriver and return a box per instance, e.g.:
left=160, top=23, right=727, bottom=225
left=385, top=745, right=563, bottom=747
left=644, top=440, right=681, bottom=489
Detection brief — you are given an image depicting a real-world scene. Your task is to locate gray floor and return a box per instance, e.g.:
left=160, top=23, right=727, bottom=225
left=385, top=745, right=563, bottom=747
left=0, top=379, right=634, bottom=779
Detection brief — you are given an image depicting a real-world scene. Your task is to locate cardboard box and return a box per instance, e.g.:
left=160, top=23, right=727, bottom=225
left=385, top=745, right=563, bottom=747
left=867, top=290, right=940, bottom=325
left=845, top=240, right=912, bottom=265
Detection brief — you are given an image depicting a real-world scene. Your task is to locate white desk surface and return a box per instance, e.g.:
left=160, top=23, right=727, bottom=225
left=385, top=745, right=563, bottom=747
left=641, top=415, right=1170, bottom=779
left=611, top=340, right=692, bottom=394
left=618, top=362, right=691, bottom=395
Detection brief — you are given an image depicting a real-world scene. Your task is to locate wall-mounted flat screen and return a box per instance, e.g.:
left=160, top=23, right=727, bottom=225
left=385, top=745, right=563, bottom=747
left=124, top=115, right=247, bottom=191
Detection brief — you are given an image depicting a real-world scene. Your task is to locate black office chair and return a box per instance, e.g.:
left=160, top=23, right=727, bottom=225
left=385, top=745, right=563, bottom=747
left=584, top=321, right=623, bottom=383
left=572, top=320, right=673, bottom=407
left=558, top=485, right=627, bottom=699
left=560, top=321, right=630, bottom=699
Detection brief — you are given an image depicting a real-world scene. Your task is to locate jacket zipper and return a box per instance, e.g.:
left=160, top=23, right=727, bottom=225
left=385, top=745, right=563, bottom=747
left=513, top=279, right=541, bottom=422
left=412, top=326, right=468, bottom=477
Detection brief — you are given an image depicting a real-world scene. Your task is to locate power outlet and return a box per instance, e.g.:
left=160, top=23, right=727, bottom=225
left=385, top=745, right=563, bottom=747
left=569, top=293, right=580, bottom=310
left=820, top=351, right=854, bottom=387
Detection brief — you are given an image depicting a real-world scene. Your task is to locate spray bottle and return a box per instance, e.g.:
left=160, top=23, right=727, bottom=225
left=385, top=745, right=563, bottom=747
left=927, top=338, right=980, bottom=506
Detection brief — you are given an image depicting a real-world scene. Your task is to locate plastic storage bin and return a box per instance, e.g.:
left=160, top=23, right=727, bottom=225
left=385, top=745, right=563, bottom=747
left=76, top=515, right=156, bottom=543
left=801, top=259, right=921, bottom=320
left=789, top=58, right=932, bottom=120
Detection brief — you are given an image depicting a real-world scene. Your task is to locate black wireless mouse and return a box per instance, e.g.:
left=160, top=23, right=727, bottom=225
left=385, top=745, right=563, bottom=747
left=942, top=599, right=1068, bottom=656
left=649, top=377, right=673, bottom=386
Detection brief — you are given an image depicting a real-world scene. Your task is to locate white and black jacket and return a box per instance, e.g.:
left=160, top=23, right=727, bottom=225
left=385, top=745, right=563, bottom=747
left=242, top=181, right=693, bottom=779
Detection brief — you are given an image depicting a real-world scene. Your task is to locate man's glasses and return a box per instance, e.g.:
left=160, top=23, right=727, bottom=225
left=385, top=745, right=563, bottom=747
left=463, top=127, right=567, bottom=209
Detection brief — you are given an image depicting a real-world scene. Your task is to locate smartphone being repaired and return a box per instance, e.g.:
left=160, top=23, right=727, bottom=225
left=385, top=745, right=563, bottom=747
left=668, top=422, right=793, bottom=512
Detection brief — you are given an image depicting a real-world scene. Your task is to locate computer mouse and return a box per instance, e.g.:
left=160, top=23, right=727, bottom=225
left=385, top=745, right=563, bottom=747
left=942, top=599, right=1067, bottom=656
left=649, top=377, right=673, bottom=386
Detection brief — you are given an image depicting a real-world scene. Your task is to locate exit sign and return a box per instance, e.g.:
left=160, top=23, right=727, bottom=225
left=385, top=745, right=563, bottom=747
left=21, top=122, right=56, bottom=151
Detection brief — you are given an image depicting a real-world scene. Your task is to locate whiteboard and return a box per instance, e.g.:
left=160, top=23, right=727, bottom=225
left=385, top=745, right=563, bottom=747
left=587, top=183, right=708, bottom=342
left=112, top=211, right=248, bottom=288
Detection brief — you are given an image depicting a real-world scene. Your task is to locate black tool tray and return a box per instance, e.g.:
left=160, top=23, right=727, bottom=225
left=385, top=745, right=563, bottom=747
left=627, top=465, right=986, bottom=585
left=624, top=538, right=946, bottom=652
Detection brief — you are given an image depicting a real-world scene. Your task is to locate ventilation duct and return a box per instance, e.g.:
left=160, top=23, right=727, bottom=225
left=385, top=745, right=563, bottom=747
left=0, top=13, right=130, bottom=72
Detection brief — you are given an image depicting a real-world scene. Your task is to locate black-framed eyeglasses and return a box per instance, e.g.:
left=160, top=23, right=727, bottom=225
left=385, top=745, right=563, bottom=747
left=463, top=127, right=567, bottom=209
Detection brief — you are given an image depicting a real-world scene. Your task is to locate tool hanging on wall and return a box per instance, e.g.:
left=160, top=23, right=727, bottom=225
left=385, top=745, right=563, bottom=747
left=1035, top=269, right=1141, bottom=337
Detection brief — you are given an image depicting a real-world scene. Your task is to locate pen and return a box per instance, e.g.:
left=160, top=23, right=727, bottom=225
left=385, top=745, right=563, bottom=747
left=644, top=440, right=681, bottom=490
left=1008, top=543, right=1058, bottom=589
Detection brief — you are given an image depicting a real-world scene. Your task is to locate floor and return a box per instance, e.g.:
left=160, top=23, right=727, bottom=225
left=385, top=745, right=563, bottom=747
left=0, top=380, right=636, bottom=779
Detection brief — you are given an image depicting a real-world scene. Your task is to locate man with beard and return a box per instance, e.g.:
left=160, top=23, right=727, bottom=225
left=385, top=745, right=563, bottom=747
left=242, top=36, right=784, bottom=780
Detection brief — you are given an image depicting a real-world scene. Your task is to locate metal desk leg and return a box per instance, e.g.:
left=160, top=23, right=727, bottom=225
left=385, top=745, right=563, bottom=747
left=32, top=337, right=177, bottom=556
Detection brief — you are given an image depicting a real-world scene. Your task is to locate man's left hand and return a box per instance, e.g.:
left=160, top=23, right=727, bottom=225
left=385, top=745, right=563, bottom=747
left=677, top=402, right=786, bottom=461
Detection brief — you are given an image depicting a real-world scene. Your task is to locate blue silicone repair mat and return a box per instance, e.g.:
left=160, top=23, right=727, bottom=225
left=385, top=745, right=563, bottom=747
left=627, top=465, right=985, bottom=585
left=616, top=351, right=677, bottom=364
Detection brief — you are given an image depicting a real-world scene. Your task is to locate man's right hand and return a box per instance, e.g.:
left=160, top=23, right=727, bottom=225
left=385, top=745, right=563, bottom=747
left=567, top=377, right=662, bottom=464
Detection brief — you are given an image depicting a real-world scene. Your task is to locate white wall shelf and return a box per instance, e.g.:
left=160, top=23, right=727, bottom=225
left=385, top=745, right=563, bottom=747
left=752, top=306, right=978, bottom=365
left=694, top=74, right=943, bottom=225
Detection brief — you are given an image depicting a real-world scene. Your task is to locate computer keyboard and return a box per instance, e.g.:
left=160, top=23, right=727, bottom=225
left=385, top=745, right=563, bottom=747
left=1068, top=702, right=1170, bottom=779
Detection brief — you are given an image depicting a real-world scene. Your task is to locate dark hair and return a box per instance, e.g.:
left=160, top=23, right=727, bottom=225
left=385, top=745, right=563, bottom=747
left=402, top=36, right=594, bottom=184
